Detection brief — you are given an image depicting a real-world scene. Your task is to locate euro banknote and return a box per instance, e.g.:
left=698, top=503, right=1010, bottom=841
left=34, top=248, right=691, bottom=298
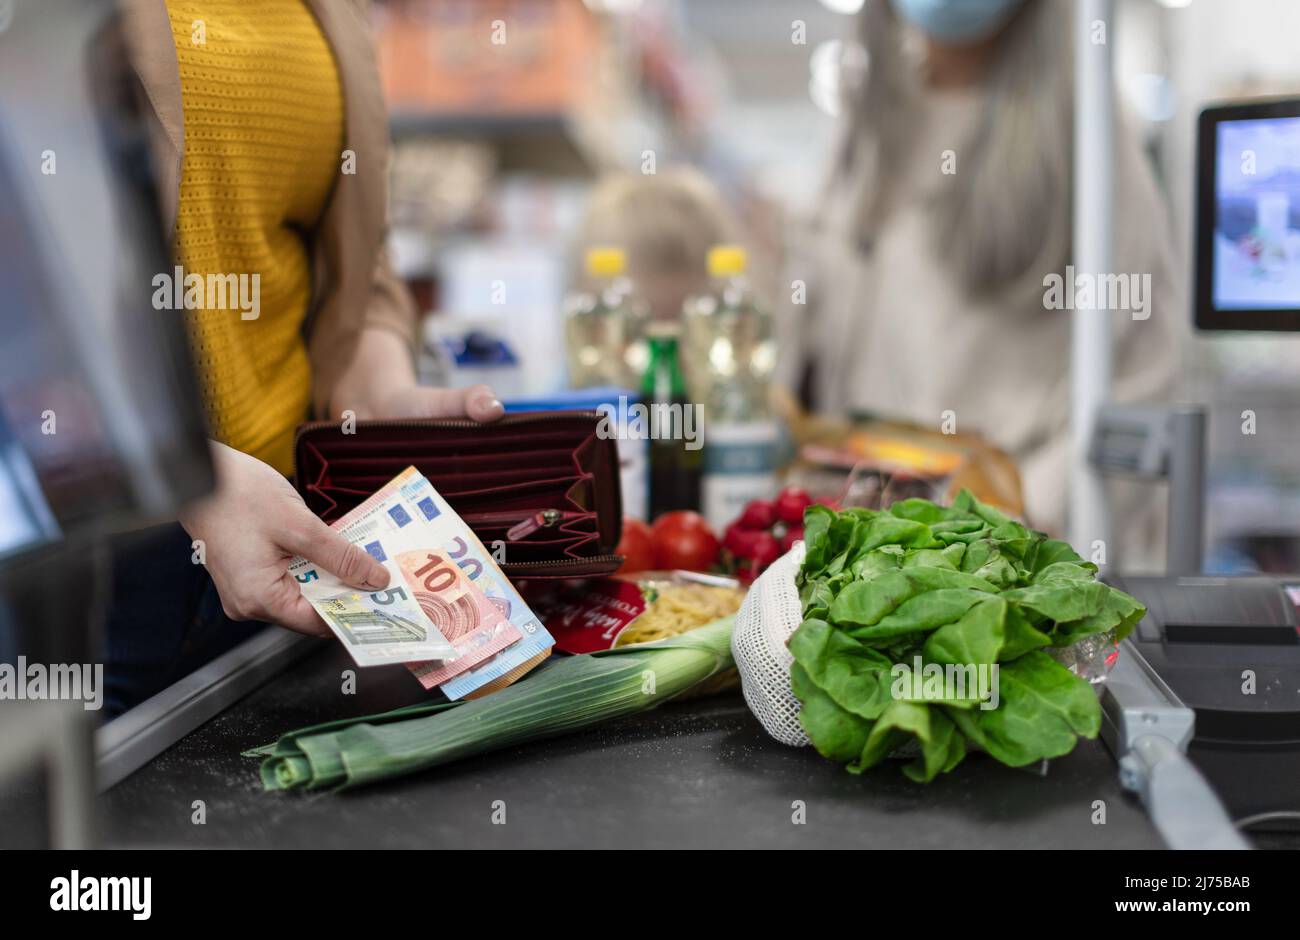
left=288, top=534, right=459, bottom=669
left=385, top=471, right=555, bottom=698
left=328, top=467, right=523, bottom=685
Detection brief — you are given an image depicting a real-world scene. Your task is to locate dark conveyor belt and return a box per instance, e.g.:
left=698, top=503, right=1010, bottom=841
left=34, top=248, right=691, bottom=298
left=90, top=644, right=1179, bottom=849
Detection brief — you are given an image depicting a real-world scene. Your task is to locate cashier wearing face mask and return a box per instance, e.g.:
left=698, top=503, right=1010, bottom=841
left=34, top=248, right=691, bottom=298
left=781, top=0, right=1181, bottom=555
left=104, top=1, right=502, bottom=713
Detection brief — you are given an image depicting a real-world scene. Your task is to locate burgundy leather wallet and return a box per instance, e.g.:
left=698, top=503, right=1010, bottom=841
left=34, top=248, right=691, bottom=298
left=293, top=410, right=624, bottom=579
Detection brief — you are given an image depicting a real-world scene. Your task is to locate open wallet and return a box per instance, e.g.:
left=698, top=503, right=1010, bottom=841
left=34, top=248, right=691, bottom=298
left=293, top=410, right=624, bottom=579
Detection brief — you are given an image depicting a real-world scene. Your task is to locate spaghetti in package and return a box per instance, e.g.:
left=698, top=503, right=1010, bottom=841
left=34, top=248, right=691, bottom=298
left=523, top=571, right=746, bottom=696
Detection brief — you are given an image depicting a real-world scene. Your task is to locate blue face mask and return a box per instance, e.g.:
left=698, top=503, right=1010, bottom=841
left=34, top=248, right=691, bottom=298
left=888, top=0, right=1024, bottom=44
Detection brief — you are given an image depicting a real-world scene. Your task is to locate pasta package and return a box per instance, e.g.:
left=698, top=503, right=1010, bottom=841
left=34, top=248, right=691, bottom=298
left=523, top=571, right=746, bottom=655
left=522, top=570, right=746, bottom=699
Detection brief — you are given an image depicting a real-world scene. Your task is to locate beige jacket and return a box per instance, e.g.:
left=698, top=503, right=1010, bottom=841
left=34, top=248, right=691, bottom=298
left=781, top=88, right=1182, bottom=564
left=120, top=0, right=415, bottom=418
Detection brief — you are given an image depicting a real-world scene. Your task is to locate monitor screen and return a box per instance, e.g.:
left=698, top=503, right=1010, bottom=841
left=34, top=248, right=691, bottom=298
left=1196, top=99, right=1300, bottom=330
left=1213, top=116, right=1300, bottom=309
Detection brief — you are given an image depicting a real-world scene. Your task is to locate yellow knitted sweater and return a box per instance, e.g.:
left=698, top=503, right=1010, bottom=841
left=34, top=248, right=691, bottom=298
left=167, top=0, right=343, bottom=475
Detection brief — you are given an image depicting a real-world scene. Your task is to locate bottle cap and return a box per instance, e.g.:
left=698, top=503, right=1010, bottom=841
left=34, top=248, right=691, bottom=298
left=644, top=320, right=681, bottom=340
left=585, top=247, right=626, bottom=278
left=707, top=244, right=747, bottom=278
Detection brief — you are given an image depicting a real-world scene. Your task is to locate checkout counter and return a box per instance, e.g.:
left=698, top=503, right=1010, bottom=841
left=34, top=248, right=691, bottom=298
left=0, top=1, right=1297, bottom=852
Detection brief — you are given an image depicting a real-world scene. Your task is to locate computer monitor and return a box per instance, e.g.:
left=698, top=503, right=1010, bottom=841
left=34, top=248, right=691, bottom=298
left=1196, top=97, right=1300, bottom=331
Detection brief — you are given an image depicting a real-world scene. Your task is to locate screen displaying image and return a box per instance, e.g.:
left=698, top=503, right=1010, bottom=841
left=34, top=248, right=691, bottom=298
left=1214, top=116, right=1300, bottom=310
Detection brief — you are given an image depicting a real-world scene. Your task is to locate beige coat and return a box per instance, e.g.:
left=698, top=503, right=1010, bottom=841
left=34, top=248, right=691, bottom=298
left=781, top=89, right=1182, bottom=566
left=120, top=0, right=415, bottom=418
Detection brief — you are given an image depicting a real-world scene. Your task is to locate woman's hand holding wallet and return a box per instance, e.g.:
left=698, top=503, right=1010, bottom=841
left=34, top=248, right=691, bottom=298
left=373, top=383, right=504, bottom=423
left=325, top=327, right=505, bottom=423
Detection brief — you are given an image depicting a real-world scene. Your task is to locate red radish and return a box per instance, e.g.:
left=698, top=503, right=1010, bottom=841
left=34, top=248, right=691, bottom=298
left=721, top=486, right=832, bottom=581
left=780, top=525, right=805, bottom=553
left=728, top=522, right=759, bottom=559
left=774, top=486, right=813, bottom=525
left=736, top=499, right=777, bottom=530
left=750, top=531, right=781, bottom=568
left=724, top=523, right=767, bottom=559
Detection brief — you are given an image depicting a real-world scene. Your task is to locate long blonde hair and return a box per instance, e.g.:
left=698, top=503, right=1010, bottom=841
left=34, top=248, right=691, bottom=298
left=828, top=0, right=1074, bottom=297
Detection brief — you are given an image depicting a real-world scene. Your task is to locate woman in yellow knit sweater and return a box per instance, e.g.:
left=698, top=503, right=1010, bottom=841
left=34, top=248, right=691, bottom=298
left=107, top=0, right=499, bottom=710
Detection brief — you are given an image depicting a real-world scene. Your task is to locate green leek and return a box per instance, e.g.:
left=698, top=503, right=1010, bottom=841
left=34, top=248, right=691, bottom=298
left=250, top=616, right=735, bottom=792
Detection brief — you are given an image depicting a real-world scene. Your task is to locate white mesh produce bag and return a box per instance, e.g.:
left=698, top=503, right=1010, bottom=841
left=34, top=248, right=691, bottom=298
left=731, top=539, right=1121, bottom=753
left=732, top=542, right=810, bottom=747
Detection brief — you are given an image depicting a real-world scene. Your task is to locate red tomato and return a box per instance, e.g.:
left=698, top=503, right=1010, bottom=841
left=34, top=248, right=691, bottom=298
left=736, top=499, right=777, bottom=531
left=775, top=486, right=813, bottom=525
left=615, top=517, right=656, bottom=574
left=651, top=511, right=720, bottom=572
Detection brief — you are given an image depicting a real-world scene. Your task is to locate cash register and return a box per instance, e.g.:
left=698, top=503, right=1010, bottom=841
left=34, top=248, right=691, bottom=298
left=1094, top=98, right=1300, bottom=838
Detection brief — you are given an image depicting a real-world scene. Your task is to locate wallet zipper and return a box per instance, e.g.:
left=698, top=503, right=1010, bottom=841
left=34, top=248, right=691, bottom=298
left=456, top=509, right=620, bottom=571
left=499, top=554, right=624, bottom=573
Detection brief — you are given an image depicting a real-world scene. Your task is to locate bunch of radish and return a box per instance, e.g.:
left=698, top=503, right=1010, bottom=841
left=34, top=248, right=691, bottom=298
left=723, top=485, right=832, bottom=583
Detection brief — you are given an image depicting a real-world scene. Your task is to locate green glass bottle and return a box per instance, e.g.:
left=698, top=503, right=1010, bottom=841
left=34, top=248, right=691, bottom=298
left=641, top=326, right=702, bottom=518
